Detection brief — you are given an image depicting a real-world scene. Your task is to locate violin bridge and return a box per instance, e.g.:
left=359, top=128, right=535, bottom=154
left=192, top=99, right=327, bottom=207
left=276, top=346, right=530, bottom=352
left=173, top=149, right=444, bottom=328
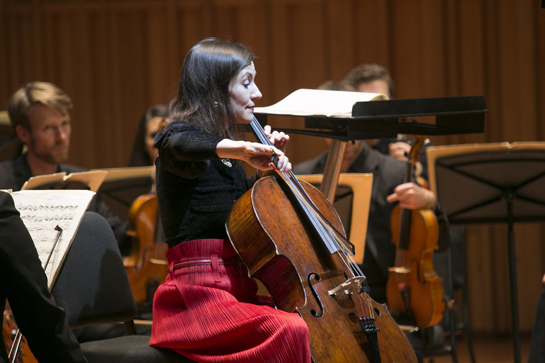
left=328, top=276, right=366, bottom=296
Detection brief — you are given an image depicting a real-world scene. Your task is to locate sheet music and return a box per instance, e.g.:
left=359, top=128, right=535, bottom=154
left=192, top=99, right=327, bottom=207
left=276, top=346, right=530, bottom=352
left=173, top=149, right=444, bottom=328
left=10, top=189, right=95, bottom=289
left=254, top=88, right=388, bottom=117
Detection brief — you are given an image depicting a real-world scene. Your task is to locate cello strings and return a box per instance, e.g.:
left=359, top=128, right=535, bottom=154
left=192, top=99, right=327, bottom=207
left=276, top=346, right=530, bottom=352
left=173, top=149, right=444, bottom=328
left=251, top=118, right=376, bottom=324
left=250, top=117, right=369, bottom=285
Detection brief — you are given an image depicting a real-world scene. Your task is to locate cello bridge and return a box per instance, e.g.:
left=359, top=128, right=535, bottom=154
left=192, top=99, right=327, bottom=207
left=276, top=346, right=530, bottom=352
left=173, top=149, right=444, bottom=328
left=328, top=276, right=366, bottom=296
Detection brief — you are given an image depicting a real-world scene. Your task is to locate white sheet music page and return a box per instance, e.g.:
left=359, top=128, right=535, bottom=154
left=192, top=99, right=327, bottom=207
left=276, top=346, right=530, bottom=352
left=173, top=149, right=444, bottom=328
left=254, top=88, right=388, bottom=117
left=9, top=189, right=95, bottom=289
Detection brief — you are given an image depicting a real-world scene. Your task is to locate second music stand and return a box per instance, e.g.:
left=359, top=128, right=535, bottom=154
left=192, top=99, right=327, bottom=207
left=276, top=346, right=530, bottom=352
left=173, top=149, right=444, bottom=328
left=427, top=142, right=545, bottom=363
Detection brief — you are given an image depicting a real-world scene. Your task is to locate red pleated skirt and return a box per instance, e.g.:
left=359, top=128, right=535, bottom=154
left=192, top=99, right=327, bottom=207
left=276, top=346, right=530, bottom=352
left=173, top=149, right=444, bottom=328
left=149, top=238, right=311, bottom=363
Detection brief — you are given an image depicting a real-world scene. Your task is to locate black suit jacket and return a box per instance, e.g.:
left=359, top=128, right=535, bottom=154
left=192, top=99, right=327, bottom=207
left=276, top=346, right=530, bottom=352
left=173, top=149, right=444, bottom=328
left=294, top=144, right=449, bottom=302
left=294, top=144, right=405, bottom=279
left=0, top=191, right=87, bottom=363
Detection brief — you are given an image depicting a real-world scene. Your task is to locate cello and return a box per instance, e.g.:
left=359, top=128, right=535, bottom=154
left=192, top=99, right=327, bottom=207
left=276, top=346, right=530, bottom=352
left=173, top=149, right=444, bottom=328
left=386, top=136, right=446, bottom=328
left=226, top=117, right=418, bottom=362
left=124, top=193, right=169, bottom=309
left=3, top=307, right=38, bottom=363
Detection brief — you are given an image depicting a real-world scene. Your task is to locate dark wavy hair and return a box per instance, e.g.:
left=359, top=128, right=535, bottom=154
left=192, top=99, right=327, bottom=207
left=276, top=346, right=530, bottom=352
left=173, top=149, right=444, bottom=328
left=344, top=63, right=395, bottom=98
left=128, top=104, right=169, bottom=166
left=170, top=38, right=254, bottom=140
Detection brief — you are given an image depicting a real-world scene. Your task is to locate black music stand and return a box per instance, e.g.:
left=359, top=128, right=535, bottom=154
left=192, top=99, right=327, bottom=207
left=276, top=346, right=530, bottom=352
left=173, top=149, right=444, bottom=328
left=428, top=142, right=545, bottom=363
left=255, top=90, right=488, bottom=200
left=95, top=167, right=154, bottom=221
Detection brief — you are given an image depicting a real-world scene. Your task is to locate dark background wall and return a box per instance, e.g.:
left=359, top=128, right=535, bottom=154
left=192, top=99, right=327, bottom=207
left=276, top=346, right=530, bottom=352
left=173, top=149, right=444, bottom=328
left=1, top=0, right=545, bottom=334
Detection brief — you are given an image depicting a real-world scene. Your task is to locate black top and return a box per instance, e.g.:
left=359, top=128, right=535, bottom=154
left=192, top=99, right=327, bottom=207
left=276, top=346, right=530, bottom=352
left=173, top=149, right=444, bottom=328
left=154, top=120, right=256, bottom=249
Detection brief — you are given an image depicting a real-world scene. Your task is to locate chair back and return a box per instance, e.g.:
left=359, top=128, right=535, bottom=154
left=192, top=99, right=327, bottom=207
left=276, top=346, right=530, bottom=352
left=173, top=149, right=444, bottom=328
left=51, top=211, right=137, bottom=328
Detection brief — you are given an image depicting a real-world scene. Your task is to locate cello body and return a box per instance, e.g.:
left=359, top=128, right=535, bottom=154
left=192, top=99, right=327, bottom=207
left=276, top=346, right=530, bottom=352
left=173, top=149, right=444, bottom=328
left=227, top=176, right=417, bottom=363
left=124, top=193, right=168, bottom=308
left=3, top=308, right=38, bottom=363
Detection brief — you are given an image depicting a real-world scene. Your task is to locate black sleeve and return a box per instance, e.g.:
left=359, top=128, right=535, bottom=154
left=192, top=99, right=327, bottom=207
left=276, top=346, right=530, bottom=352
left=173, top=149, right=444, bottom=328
left=155, top=121, right=225, bottom=179
left=0, top=192, right=87, bottom=363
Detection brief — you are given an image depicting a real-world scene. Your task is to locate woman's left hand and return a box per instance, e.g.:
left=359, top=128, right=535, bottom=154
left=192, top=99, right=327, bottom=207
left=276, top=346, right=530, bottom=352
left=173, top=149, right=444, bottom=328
left=264, top=125, right=289, bottom=153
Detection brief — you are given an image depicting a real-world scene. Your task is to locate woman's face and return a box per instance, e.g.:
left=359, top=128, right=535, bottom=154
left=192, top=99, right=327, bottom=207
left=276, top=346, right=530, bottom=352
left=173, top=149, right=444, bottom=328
left=145, top=116, right=165, bottom=162
left=229, top=62, right=262, bottom=124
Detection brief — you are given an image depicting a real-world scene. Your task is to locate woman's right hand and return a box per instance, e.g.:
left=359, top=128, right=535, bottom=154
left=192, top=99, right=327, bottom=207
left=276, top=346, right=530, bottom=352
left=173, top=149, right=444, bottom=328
left=216, top=139, right=292, bottom=173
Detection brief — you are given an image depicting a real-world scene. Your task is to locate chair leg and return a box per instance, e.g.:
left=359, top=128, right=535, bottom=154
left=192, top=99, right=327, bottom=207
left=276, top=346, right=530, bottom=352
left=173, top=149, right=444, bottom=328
left=125, top=320, right=137, bottom=335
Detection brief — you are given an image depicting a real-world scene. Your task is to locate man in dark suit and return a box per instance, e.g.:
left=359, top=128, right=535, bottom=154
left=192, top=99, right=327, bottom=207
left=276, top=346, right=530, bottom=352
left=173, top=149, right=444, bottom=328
left=294, top=141, right=439, bottom=303
left=0, top=191, right=87, bottom=363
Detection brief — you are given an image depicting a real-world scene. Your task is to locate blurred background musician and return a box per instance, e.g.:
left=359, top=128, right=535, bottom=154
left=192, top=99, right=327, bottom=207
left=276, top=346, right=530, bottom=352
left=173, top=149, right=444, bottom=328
left=0, top=82, right=130, bottom=250
left=344, top=64, right=429, bottom=180
left=128, top=104, right=169, bottom=168
left=0, top=81, right=146, bottom=343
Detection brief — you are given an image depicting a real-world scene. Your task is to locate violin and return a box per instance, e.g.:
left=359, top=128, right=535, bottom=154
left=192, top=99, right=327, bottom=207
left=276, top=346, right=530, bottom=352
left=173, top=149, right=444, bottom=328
left=386, top=136, right=446, bottom=328
left=226, top=117, right=418, bottom=362
left=124, top=193, right=168, bottom=309
left=3, top=307, right=38, bottom=363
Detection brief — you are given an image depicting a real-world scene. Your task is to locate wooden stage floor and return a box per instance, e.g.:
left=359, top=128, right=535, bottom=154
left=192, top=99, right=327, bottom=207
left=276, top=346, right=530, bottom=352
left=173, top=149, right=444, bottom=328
left=428, top=333, right=531, bottom=363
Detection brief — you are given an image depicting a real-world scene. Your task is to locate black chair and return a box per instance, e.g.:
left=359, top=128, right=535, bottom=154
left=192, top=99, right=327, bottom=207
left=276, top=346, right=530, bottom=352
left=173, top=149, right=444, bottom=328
left=51, top=211, right=196, bottom=363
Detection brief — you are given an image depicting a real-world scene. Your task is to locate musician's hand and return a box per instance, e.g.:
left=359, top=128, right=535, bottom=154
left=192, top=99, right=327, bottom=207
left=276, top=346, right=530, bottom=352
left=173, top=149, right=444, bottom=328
left=387, top=182, right=436, bottom=210
left=388, top=142, right=411, bottom=162
left=264, top=125, right=289, bottom=153
left=216, top=139, right=291, bottom=173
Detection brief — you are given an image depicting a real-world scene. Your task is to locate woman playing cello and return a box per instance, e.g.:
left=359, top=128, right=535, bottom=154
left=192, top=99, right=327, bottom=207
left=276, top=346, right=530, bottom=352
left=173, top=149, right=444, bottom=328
left=149, top=38, right=310, bottom=363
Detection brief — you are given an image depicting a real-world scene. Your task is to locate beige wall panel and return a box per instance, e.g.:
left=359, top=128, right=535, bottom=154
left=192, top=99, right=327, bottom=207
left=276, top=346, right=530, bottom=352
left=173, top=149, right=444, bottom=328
left=351, top=1, right=391, bottom=71
left=323, top=0, right=357, bottom=81
left=496, top=1, right=537, bottom=143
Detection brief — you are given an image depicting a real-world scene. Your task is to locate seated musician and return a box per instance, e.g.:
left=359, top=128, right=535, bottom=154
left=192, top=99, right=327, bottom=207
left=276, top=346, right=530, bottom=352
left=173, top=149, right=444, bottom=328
left=294, top=79, right=449, bottom=362
left=0, top=82, right=148, bottom=342
left=0, top=190, right=87, bottom=363
left=149, top=38, right=310, bottom=363
left=344, top=63, right=430, bottom=180
left=128, top=104, right=170, bottom=168
left=0, top=81, right=131, bottom=253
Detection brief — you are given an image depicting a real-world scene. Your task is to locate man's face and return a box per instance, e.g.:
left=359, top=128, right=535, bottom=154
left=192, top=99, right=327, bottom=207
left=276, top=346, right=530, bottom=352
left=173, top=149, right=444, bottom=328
left=22, top=104, right=71, bottom=165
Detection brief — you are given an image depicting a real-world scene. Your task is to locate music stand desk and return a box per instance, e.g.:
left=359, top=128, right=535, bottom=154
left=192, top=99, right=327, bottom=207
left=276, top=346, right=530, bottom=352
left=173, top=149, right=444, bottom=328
left=427, top=142, right=545, bottom=363
left=94, top=166, right=154, bottom=221
left=255, top=91, right=487, bottom=201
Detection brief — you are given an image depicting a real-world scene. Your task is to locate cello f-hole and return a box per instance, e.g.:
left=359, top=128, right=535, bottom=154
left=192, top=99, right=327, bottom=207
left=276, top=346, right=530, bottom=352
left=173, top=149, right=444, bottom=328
left=308, top=273, right=324, bottom=318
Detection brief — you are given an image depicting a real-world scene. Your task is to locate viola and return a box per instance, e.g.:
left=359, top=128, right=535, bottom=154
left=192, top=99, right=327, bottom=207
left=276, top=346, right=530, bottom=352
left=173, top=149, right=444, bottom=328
left=226, top=117, right=418, bottom=362
left=386, top=136, right=446, bottom=328
left=124, top=193, right=168, bottom=309
left=3, top=307, right=38, bottom=363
